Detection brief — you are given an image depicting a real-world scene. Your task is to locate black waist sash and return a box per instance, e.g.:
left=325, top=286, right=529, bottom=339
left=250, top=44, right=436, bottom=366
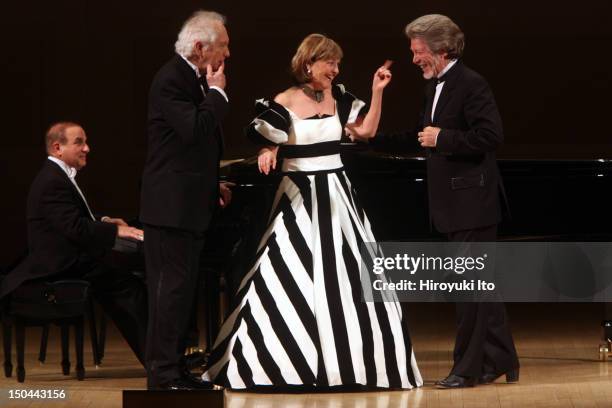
left=280, top=141, right=341, bottom=159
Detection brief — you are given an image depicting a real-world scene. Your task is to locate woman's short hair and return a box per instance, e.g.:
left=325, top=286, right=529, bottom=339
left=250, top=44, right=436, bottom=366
left=175, top=10, right=226, bottom=58
left=291, top=34, right=343, bottom=84
left=404, top=14, right=465, bottom=59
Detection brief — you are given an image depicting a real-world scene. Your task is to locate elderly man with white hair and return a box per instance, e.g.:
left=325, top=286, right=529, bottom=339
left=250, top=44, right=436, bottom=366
left=140, top=10, right=231, bottom=390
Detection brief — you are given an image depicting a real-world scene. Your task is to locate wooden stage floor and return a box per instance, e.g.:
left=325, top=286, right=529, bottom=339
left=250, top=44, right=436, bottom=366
left=2, top=303, right=612, bottom=407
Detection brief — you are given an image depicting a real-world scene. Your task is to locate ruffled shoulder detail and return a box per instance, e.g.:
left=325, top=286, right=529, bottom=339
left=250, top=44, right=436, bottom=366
left=245, top=98, right=291, bottom=145
left=332, top=84, right=368, bottom=127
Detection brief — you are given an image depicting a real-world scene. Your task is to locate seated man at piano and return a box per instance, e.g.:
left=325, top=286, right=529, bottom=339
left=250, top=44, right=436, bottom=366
left=0, top=121, right=148, bottom=364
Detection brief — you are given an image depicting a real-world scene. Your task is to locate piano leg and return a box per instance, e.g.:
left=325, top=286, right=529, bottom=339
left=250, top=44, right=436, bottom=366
left=599, top=303, right=612, bottom=361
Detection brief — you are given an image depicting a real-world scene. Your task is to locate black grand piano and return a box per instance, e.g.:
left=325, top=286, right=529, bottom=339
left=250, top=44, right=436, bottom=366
left=208, top=147, right=612, bottom=358
left=220, top=148, right=612, bottom=243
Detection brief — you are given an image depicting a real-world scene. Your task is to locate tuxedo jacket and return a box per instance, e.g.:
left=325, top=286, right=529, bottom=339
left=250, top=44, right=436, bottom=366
left=0, top=160, right=117, bottom=299
left=375, top=61, right=504, bottom=233
left=140, top=55, right=229, bottom=232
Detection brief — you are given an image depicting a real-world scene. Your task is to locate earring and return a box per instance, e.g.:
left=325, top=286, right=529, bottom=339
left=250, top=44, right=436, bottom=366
left=306, top=66, right=311, bottom=75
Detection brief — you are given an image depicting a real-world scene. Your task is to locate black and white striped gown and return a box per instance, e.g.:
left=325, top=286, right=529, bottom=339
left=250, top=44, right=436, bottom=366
left=203, top=85, right=422, bottom=390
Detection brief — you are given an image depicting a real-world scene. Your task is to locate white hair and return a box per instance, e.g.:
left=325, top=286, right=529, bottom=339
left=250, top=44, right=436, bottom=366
left=174, top=10, right=226, bottom=58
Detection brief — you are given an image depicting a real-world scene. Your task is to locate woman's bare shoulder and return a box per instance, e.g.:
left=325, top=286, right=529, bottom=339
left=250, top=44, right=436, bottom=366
left=274, top=87, right=299, bottom=106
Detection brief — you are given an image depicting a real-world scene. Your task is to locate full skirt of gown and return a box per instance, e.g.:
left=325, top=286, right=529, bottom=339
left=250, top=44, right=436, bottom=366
left=202, top=168, right=422, bottom=389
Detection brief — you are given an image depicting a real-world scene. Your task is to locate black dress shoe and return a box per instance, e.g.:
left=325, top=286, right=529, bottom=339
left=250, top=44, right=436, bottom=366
left=155, top=375, right=214, bottom=391
left=478, top=368, right=520, bottom=384
left=155, top=378, right=199, bottom=391
left=185, top=351, right=208, bottom=371
left=182, top=372, right=215, bottom=389
left=435, top=374, right=477, bottom=389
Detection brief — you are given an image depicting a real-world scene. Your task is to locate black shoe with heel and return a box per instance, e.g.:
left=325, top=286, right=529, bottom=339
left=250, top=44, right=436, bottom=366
left=479, top=368, right=520, bottom=384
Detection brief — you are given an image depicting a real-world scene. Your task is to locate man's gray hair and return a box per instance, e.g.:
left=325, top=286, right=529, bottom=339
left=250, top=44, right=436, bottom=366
left=405, top=14, right=464, bottom=59
left=174, top=10, right=226, bottom=58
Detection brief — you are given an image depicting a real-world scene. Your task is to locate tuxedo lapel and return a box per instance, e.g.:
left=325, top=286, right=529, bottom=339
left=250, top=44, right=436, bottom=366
left=174, top=55, right=204, bottom=103
left=431, top=61, right=463, bottom=123
left=423, top=81, right=436, bottom=127
left=45, top=160, right=93, bottom=219
left=173, top=55, right=227, bottom=154
left=432, top=80, right=456, bottom=123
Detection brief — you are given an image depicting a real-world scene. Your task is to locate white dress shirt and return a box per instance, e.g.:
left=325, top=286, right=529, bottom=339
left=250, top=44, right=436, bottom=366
left=431, top=59, right=458, bottom=145
left=47, top=156, right=96, bottom=221
left=179, top=54, right=229, bottom=102
left=431, top=59, right=458, bottom=122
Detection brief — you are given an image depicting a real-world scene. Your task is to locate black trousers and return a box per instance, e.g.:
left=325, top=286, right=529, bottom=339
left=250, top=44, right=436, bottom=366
left=447, top=224, right=519, bottom=377
left=143, top=224, right=205, bottom=388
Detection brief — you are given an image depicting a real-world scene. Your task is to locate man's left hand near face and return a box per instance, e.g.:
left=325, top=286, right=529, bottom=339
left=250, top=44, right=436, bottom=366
left=418, top=126, right=440, bottom=147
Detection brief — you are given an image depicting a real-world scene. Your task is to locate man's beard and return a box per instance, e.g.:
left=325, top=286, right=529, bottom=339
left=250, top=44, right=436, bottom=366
left=422, top=55, right=444, bottom=80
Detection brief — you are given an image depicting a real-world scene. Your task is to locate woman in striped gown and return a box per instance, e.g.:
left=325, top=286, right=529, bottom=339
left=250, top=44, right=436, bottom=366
left=203, top=33, right=422, bottom=390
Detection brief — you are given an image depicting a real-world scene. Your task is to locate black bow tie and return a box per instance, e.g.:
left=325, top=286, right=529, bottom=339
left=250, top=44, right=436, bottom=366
left=198, top=76, right=210, bottom=93
left=436, top=76, right=446, bottom=84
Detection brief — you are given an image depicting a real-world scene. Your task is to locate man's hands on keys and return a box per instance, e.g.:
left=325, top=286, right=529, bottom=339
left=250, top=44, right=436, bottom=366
left=219, top=181, right=235, bottom=208
left=418, top=126, right=440, bottom=147
left=206, top=63, right=226, bottom=90
left=102, top=216, right=143, bottom=241
left=117, top=225, right=144, bottom=242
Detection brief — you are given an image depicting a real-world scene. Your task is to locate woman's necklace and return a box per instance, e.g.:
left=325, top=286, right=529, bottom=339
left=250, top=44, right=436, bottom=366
left=300, top=84, right=324, bottom=104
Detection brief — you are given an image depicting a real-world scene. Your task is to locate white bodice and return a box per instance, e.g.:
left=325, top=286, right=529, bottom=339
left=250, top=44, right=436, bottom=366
left=282, top=108, right=344, bottom=172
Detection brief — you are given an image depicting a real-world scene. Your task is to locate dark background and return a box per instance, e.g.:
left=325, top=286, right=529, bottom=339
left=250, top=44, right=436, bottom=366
left=2, top=0, right=611, bottom=266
